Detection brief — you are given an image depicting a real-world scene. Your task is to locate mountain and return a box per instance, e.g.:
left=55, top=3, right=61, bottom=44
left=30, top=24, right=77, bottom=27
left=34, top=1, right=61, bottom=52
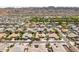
left=0, top=6, right=79, bottom=16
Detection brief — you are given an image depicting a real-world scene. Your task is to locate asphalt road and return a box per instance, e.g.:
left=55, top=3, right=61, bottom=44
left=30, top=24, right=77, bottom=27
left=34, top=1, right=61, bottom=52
left=55, top=28, right=79, bottom=52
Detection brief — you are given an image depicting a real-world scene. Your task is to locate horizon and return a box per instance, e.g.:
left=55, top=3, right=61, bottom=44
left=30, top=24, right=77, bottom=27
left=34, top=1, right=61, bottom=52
left=1, top=6, right=79, bottom=8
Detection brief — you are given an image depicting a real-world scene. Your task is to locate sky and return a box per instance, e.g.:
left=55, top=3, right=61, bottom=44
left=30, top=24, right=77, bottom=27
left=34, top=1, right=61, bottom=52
left=0, top=0, right=79, bottom=7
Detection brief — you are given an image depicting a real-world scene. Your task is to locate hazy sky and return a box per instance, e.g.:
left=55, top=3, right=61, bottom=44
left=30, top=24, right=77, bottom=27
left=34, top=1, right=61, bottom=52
left=0, top=0, right=79, bottom=7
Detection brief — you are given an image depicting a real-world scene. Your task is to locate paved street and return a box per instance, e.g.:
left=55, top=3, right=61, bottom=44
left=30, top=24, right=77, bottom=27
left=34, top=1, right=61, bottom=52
left=55, top=28, right=79, bottom=52
left=0, top=42, right=68, bottom=52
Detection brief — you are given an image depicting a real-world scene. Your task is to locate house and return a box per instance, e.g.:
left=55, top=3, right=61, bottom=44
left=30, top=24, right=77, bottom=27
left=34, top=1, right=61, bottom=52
left=67, top=33, right=78, bottom=38
left=7, top=32, right=20, bottom=39
left=36, top=32, right=46, bottom=38
left=47, top=32, right=59, bottom=39
left=0, top=33, right=7, bottom=40
left=22, top=32, right=33, bottom=39
left=61, top=28, right=68, bottom=33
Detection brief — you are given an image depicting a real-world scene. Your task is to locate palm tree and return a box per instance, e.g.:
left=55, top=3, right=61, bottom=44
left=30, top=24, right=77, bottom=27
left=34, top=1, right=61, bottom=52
left=6, top=47, right=10, bottom=52
left=4, top=30, right=12, bottom=40
left=19, top=31, right=24, bottom=40
left=45, top=42, right=53, bottom=52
